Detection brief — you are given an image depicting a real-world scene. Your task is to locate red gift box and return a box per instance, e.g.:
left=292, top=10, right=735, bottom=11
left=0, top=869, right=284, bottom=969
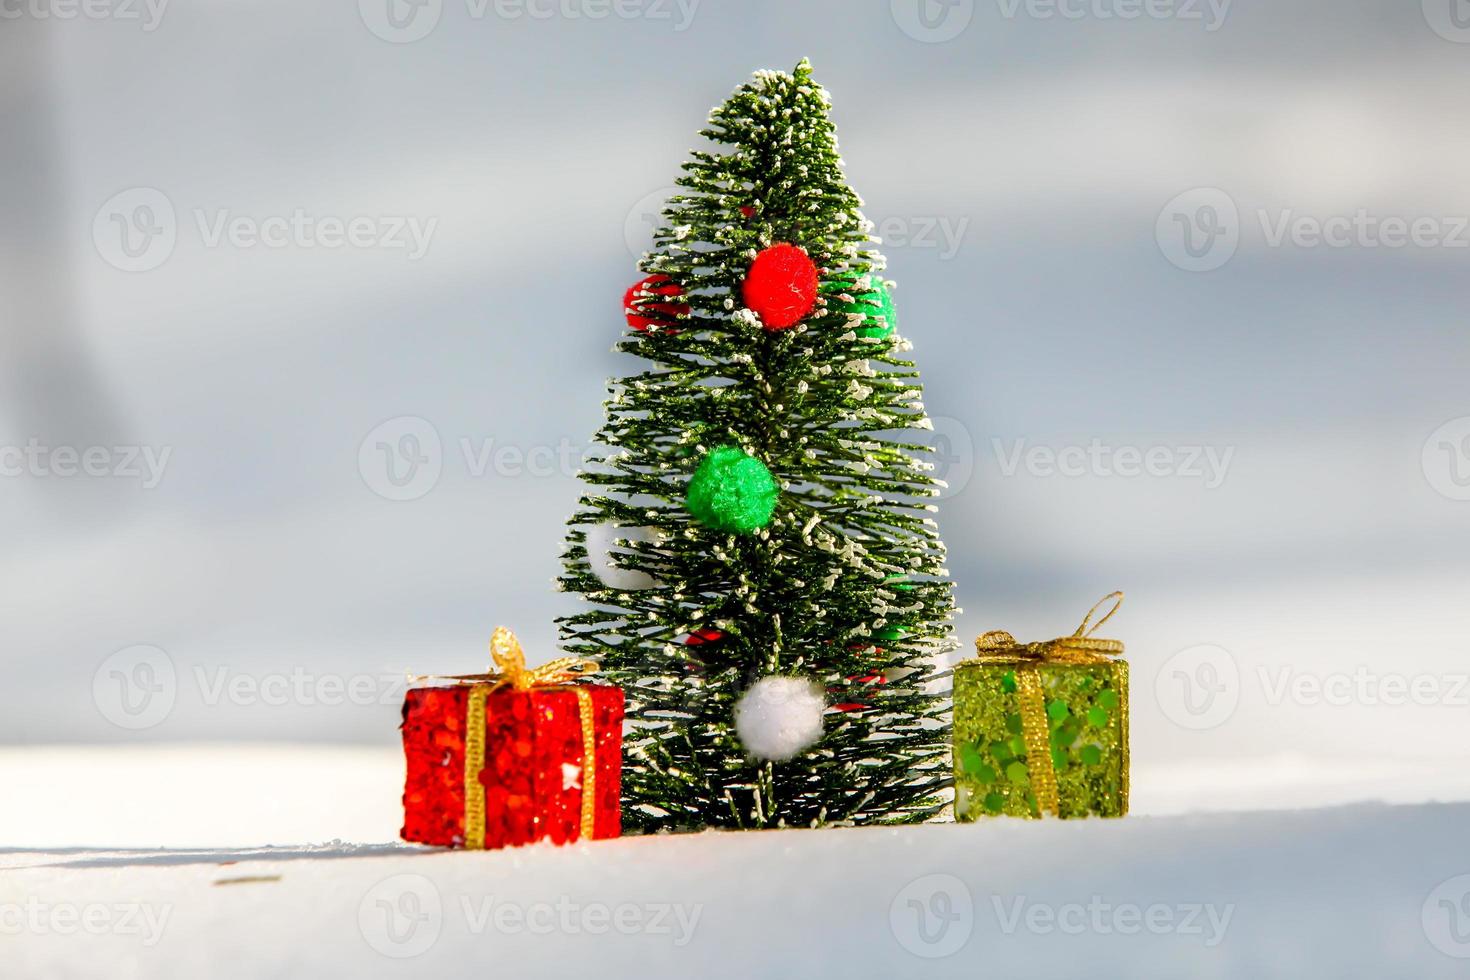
left=399, top=629, right=622, bottom=849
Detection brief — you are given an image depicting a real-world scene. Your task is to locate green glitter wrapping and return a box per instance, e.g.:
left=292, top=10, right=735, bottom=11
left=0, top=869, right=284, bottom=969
left=952, top=660, right=1128, bottom=820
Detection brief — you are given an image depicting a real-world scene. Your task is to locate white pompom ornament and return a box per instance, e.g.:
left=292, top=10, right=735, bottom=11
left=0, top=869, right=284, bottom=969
left=583, top=523, right=661, bottom=590
left=734, top=675, right=825, bottom=761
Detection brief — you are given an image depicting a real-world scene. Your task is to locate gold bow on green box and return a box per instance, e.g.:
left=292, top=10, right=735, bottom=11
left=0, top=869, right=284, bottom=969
left=953, top=592, right=1129, bottom=820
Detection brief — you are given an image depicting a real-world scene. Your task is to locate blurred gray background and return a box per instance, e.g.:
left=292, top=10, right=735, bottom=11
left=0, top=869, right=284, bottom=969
left=2, top=0, right=1468, bottom=807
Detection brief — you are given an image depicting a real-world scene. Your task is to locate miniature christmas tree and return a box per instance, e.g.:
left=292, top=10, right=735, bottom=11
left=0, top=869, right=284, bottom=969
left=558, top=59, right=956, bottom=832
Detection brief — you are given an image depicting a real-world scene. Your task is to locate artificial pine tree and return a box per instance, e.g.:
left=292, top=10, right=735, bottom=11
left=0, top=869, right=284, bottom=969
left=558, top=59, right=956, bottom=832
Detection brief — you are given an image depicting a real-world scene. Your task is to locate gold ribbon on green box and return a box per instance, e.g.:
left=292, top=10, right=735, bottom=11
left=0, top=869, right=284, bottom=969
left=970, top=591, right=1128, bottom=818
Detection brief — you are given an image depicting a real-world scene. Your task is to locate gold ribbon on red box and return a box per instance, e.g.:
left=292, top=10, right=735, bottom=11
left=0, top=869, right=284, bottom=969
left=418, top=627, right=600, bottom=849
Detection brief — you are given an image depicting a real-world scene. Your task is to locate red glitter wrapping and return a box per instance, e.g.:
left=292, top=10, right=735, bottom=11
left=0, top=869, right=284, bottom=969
left=399, top=683, right=623, bottom=849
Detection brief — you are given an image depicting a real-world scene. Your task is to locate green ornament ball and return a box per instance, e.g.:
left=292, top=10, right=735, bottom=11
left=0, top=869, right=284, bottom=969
left=686, top=445, right=779, bottom=534
left=827, top=269, right=897, bottom=339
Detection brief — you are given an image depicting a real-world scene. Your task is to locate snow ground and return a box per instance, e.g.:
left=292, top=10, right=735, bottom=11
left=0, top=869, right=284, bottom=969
left=3, top=802, right=1468, bottom=979
left=2, top=747, right=1470, bottom=978
left=3, top=744, right=1470, bottom=848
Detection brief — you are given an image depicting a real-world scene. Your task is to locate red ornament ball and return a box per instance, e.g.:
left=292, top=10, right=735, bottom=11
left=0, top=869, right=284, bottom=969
left=623, top=274, right=689, bottom=332
left=684, top=628, right=725, bottom=647
left=742, top=243, right=818, bottom=330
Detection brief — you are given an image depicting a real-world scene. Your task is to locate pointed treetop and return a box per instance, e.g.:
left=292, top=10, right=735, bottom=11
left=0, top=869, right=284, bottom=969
left=743, top=58, right=825, bottom=102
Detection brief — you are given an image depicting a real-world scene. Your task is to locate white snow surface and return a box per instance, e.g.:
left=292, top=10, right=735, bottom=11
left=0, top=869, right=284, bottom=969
left=2, top=746, right=1470, bottom=977
left=2, top=802, right=1467, bottom=978
left=3, top=744, right=1469, bottom=848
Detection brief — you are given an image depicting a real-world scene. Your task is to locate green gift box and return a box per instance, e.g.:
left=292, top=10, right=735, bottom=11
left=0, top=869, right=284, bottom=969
left=953, top=592, right=1129, bottom=820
